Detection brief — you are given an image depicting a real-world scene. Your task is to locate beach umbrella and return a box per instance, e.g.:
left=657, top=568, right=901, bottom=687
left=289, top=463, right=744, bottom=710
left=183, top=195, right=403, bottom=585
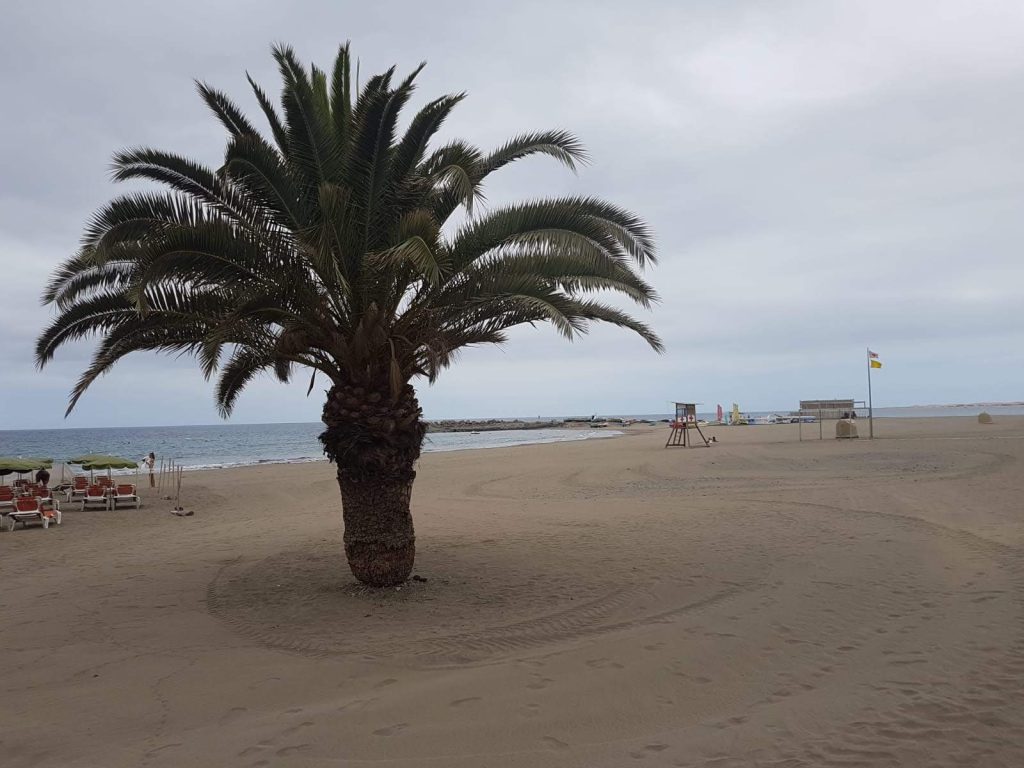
left=0, top=458, right=29, bottom=477
left=68, top=454, right=109, bottom=466
left=0, top=457, right=53, bottom=478
left=69, top=454, right=125, bottom=481
left=68, top=454, right=99, bottom=481
left=77, top=455, right=139, bottom=480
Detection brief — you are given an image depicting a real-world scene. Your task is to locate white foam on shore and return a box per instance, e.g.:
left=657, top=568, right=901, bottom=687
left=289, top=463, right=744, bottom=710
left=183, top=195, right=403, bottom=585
left=165, top=429, right=624, bottom=472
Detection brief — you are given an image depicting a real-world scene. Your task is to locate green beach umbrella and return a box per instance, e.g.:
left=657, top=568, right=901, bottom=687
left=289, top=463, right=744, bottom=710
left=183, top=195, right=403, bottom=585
left=68, top=454, right=109, bottom=466
left=0, top=457, right=53, bottom=477
left=68, top=454, right=137, bottom=480
left=80, top=456, right=138, bottom=470
left=77, top=455, right=139, bottom=480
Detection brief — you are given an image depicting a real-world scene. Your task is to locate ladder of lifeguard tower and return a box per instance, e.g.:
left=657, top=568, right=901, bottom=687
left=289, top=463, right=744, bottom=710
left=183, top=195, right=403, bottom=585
left=665, top=402, right=710, bottom=448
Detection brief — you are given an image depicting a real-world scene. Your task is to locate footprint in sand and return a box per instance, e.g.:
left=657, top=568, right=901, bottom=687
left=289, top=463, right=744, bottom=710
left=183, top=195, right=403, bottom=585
left=218, top=707, right=248, bottom=725
left=518, top=703, right=540, bottom=718
left=629, top=743, right=671, bottom=759
left=449, top=697, right=482, bottom=707
left=526, top=676, right=555, bottom=690
left=336, top=697, right=377, bottom=712
left=541, top=736, right=569, bottom=750
left=280, top=721, right=314, bottom=736
left=374, top=678, right=398, bottom=689
left=237, top=742, right=272, bottom=758
left=585, top=658, right=625, bottom=670
left=373, top=723, right=409, bottom=737
left=275, top=744, right=312, bottom=757
left=143, top=743, right=182, bottom=758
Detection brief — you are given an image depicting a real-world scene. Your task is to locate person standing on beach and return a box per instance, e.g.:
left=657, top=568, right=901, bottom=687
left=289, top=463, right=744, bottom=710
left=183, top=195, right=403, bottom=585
left=35, top=467, right=50, bottom=488
left=143, top=452, right=156, bottom=487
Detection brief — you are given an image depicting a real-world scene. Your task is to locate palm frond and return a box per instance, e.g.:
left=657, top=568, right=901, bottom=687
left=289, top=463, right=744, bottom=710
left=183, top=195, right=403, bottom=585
left=66, top=319, right=213, bottom=416
left=389, top=93, right=464, bottom=190
left=195, top=81, right=259, bottom=137
left=481, top=129, right=588, bottom=175
left=223, top=133, right=308, bottom=229
left=330, top=43, right=353, bottom=151
left=215, top=347, right=276, bottom=417
left=247, top=73, right=290, bottom=154
left=36, top=292, right=134, bottom=366
left=273, top=44, right=344, bottom=187
left=448, top=196, right=656, bottom=270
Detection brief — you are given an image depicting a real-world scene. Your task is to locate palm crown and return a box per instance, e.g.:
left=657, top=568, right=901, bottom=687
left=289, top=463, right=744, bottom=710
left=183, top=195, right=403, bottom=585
left=37, top=43, right=661, bottom=585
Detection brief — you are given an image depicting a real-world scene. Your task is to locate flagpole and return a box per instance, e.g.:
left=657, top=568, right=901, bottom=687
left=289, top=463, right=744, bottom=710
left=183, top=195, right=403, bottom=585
left=866, top=347, right=874, bottom=439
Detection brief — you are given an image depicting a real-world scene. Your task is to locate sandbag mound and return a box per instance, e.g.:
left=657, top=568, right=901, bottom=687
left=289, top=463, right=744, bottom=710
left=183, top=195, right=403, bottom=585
left=836, top=419, right=859, bottom=439
left=978, top=411, right=994, bottom=424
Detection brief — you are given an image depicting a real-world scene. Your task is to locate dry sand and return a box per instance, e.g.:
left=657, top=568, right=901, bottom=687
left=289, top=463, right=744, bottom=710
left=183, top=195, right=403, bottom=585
left=3, top=416, right=1024, bottom=767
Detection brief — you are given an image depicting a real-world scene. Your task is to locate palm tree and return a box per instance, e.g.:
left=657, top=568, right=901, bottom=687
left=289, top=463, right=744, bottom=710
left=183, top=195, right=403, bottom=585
left=37, top=44, right=662, bottom=586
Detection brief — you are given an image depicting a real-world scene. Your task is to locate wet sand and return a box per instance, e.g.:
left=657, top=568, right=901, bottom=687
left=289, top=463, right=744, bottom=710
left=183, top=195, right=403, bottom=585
left=3, top=416, right=1024, bottom=767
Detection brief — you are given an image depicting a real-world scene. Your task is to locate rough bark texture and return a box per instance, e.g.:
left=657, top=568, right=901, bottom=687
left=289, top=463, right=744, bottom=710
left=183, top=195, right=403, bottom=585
left=320, top=381, right=426, bottom=587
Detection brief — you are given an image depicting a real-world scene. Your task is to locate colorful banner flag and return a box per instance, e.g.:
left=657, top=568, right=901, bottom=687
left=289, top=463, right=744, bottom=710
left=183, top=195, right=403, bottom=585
left=870, top=359, right=883, bottom=369
left=868, top=350, right=879, bottom=359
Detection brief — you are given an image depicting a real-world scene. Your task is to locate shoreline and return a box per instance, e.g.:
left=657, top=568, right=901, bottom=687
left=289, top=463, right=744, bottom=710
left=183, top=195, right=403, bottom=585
left=42, top=427, right=632, bottom=475
left=9, top=411, right=1022, bottom=476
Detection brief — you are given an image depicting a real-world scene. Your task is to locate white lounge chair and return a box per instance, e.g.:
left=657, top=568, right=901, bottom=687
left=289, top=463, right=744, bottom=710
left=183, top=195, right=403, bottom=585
left=82, top=485, right=109, bottom=511
left=111, top=484, right=140, bottom=510
left=66, top=477, right=89, bottom=503
left=6, top=497, right=61, bottom=531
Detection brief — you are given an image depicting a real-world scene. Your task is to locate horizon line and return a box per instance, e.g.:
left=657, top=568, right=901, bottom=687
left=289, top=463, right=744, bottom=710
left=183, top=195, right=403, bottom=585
left=3, top=401, right=1021, bottom=432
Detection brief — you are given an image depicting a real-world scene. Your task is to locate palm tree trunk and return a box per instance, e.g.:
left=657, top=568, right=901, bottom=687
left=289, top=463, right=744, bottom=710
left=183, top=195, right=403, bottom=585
left=320, top=381, right=426, bottom=587
left=336, top=468, right=415, bottom=586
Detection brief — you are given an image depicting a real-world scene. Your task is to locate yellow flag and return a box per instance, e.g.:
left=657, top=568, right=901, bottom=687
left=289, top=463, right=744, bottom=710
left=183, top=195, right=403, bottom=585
left=870, top=359, right=883, bottom=369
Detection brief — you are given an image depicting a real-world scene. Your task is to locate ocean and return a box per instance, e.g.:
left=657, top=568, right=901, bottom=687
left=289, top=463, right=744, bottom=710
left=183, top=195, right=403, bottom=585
left=0, top=423, right=622, bottom=473
left=1, top=403, right=1020, bottom=473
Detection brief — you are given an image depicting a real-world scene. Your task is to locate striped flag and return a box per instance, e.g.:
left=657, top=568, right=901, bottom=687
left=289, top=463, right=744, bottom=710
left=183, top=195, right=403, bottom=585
left=868, top=350, right=879, bottom=359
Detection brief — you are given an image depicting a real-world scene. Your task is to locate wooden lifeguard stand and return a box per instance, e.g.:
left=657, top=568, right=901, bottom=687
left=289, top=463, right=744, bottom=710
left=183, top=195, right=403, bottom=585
left=665, top=402, right=710, bottom=448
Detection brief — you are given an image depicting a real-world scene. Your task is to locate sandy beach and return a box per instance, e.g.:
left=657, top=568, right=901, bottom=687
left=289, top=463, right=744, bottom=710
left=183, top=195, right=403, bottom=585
left=3, top=416, right=1024, bottom=767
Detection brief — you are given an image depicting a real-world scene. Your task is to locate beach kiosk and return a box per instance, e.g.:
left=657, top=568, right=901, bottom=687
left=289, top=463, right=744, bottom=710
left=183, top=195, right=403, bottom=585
left=665, top=402, right=710, bottom=448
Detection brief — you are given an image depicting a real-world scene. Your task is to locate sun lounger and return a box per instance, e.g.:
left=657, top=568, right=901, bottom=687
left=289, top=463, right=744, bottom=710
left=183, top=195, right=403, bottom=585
left=6, top=496, right=61, bottom=531
left=111, top=484, right=140, bottom=510
left=66, top=476, right=89, bottom=503
left=82, top=485, right=109, bottom=511
left=0, top=488, right=14, bottom=513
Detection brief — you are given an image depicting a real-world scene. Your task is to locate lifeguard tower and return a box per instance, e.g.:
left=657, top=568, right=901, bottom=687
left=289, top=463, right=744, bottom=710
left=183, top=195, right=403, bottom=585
left=665, top=402, right=710, bottom=448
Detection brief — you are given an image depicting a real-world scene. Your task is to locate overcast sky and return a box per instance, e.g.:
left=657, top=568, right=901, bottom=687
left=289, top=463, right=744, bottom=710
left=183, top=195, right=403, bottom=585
left=2, top=0, right=1022, bottom=430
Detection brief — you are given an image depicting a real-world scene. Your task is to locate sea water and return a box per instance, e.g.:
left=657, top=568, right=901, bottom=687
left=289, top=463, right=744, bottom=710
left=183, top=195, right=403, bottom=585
left=0, top=423, right=621, bottom=473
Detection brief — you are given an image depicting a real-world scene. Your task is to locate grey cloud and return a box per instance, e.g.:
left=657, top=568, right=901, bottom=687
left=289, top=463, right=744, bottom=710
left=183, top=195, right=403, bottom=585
left=2, top=0, right=1022, bottom=430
